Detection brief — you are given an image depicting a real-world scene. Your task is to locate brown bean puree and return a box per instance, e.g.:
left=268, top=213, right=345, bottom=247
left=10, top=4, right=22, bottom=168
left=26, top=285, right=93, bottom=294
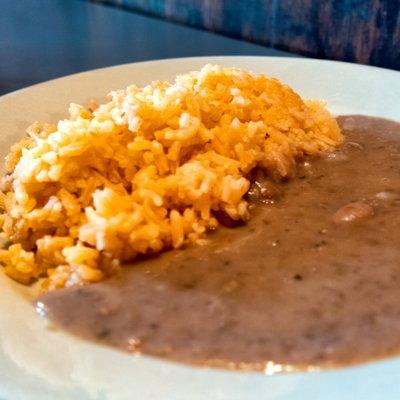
left=36, top=116, right=400, bottom=371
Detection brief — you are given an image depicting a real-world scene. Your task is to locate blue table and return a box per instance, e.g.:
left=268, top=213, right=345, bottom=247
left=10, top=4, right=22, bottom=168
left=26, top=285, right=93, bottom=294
left=0, top=0, right=293, bottom=96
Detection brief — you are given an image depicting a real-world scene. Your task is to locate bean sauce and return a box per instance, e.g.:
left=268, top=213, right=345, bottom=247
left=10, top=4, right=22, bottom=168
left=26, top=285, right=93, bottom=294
left=36, top=116, right=400, bottom=371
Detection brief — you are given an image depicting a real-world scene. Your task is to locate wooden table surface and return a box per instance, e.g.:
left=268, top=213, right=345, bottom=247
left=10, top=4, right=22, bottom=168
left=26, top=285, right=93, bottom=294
left=0, top=0, right=294, bottom=96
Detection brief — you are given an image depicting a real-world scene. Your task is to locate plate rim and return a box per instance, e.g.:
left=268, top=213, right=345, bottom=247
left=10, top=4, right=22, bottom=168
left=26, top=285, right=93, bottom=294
left=1, top=55, right=399, bottom=102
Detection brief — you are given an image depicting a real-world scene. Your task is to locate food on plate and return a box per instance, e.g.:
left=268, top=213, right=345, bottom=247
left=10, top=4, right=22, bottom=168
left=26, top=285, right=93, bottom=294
left=5, top=65, right=400, bottom=372
left=0, top=65, right=341, bottom=290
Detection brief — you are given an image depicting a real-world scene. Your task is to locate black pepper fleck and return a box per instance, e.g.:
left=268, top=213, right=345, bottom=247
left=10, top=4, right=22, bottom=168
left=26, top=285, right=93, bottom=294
left=97, top=328, right=111, bottom=339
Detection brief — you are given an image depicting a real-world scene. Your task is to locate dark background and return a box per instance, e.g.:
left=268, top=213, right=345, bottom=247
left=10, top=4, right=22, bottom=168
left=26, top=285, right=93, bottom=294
left=0, top=0, right=398, bottom=97
left=0, top=0, right=291, bottom=96
left=89, top=0, right=400, bottom=70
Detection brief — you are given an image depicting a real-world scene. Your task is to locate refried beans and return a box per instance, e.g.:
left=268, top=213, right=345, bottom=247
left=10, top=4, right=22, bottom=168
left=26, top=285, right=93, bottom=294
left=36, top=115, right=400, bottom=371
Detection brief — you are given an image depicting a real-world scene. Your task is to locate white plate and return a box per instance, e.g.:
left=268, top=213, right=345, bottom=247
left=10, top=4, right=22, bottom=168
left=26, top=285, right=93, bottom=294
left=0, top=56, right=399, bottom=400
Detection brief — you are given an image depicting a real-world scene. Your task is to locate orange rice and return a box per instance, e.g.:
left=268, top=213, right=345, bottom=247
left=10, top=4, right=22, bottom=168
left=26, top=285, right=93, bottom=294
left=0, top=64, right=342, bottom=290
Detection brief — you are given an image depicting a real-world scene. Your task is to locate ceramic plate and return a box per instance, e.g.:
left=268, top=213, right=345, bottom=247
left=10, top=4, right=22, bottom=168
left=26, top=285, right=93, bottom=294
left=0, top=56, right=399, bottom=400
